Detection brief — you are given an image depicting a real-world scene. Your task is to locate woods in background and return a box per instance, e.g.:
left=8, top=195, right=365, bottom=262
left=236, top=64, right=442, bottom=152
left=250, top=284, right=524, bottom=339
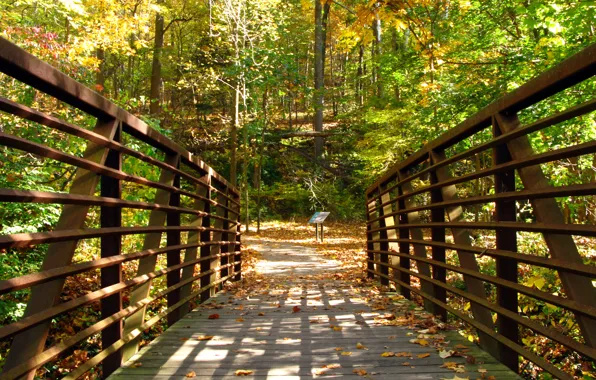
left=1, top=0, right=595, bottom=227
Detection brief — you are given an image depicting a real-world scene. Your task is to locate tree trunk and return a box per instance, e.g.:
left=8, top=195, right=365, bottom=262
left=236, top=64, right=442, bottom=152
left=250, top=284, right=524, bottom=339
left=230, top=86, right=239, bottom=187
left=372, top=11, right=383, bottom=98
left=96, top=48, right=106, bottom=93
left=357, top=44, right=364, bottom=106
left=149, top=0, right=164, bottom=115
left=313, top=0, right=325, bottom=160
left=257, top=90, right=268, bottom=234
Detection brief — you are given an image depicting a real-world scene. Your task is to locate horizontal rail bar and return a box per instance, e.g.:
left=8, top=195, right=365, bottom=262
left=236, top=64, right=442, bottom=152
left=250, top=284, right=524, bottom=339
left=0, top=263, right=239, bottom=380
left=368, top=183, right=596, bottom=224
left=0, top=241, right=239, bottom=294
left=368, top=140, right=596, bottom=206
left=366, top=240, right=596, bottom=277
left=368, top=254, right=596, bottom=318
left=368, top=221, right=596, bottom=236
left=369, top=259, right=596, bottom=361
left=0, top=189, right=239, bottom=226
left=369, top=97, right=596, bottom=202
left=0, top=37, right=238, bottom=196
left=0, top=251, right=237, bottom=340
left=368, top=269, right=572, bottom=380
left=367, top=42, right=596, bottom=194
left=0, top=225, right=239, bottom=249
left=62, top=268, right=239, bottom=380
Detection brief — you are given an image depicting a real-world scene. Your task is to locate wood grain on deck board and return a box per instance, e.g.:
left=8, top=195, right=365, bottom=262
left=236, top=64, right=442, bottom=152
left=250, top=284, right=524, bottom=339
left=109, top=239, right=520, bottom=380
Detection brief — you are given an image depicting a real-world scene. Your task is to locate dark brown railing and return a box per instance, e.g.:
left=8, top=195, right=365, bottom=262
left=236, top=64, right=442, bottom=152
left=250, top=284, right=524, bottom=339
left=366, top=44, right=596, bottom=379
left=0, top=37, right=241, bottom=379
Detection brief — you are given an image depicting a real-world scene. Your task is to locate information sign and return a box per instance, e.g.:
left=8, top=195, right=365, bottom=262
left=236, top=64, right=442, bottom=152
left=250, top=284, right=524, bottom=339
left=308, top=212, right=330, bottom=224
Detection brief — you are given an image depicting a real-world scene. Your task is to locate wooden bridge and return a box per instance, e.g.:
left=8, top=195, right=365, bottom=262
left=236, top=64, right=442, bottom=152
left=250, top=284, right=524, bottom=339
left=0, top=36, right=594, bottom=380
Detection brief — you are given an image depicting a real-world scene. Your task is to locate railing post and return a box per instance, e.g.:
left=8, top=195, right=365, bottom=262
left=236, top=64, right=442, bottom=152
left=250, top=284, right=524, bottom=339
left=0, top=118, right=120, bottom=380
left=100, top=121, right=123, bottom=378
left=122, top=153, right=180, bottom=362
left=220, top=189, right=230, bottom=280
left=200, top=174, right=213, bottom=302
left=233, top=191, right=242, bottom=281
left=377, top=185, right=390, bottom=285
left=492, top=115, right=519, bottom=372
left=396, top=176, right=410, bottom=299
left=179, top=179, right=209, bottom=318
left=365, top=193, right=377, bottom=279
left=166, top=163, right=182, bottom=326
left=429, top=151, right=447, bottom=322
left=398, top=169, right=435, bottom=312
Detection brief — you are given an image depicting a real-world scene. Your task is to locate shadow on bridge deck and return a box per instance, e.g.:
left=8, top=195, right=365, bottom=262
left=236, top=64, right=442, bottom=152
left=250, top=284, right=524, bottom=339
left=108, top=240, right=520, bottom=380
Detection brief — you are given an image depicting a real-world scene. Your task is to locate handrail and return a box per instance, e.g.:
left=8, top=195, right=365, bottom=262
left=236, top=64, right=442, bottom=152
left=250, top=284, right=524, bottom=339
left=365, top=43, right=596, bottom=379
left=0, top=37, right=242, bottom=379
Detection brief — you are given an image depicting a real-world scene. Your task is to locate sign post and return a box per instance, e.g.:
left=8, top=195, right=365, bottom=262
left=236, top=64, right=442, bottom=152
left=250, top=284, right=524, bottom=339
left=308, top=212, right=330, bottom=242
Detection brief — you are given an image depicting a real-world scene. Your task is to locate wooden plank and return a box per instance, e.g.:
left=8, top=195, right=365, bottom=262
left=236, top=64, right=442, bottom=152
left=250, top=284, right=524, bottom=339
left=121, top=153, right=181, bottom=362
left=429, top=150, right=500, bottom=359
left=0, top=117, right=119, bottom=380
left=496, top=112, right=596, bottom=348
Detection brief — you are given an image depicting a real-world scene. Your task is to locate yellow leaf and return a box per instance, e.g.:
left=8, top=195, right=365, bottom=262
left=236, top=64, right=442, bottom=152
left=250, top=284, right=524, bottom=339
left=340, top=351, right=352, bottom=356
left=186, top=371, right=196, bottom=378
left=196, top=335, right=214, bottom=341
left=353, top=369, right=367, bottom=376
left=236, top=317, right=245, bottom=322
left=381, top=351, right=395, bottom=357
left=356, top=342, right=367, bottom=350
left=235, top=369, right=254, bottom=376
left=417, top=353, right=430, bottom=358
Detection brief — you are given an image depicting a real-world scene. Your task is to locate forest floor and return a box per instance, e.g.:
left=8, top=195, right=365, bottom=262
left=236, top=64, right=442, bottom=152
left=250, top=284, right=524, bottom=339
left=110, top=220, right=517, bottom=379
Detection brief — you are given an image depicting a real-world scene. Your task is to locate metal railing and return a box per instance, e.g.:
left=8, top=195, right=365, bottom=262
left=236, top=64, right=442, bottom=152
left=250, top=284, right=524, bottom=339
left=365, top=44, right=596, bottom=379
left=0, top=37, right=241, bottom=379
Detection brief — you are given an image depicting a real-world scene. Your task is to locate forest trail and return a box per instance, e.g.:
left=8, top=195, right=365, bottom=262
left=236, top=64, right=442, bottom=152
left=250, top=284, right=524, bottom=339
left=108, top=237, right=520, bottom=379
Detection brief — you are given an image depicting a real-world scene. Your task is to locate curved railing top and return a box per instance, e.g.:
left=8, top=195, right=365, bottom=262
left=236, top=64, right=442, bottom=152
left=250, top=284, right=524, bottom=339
left=0, top=37, right=238, bottom=196
left=367, top=42, right=596, bottom=195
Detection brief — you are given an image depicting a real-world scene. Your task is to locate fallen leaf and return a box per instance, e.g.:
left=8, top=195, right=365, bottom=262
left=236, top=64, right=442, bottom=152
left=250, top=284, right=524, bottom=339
left=186, top=371, right=196, bottom=378
left=417, top=353, right=430, bottom=359
left=292, top=306, right=301, bottom=313
left=396, top=352, right=413, bottom=357
left=208, top=313, right=220, bottom=319
left=335, top=347, right=343, bottom=351
left=353, top=369, right=367, bottom=376
left=356, top=342, right=368, bottom=350
left=402, top=362, right=411, bottom=366
left=235, top=369, right=254, bottom=376
left=196, top=335, right=214, bottom=341
left=258, top=312, right=265, bottom=316
left=381, top=351, right=395, bottom=357
left=313, top=368, right=328, bottom=375
left=323, top=363, right=341, bottom=369
left=236, top=317, right=245, bottom=322
left=454, top=344, right=467, bottom=349
left=333, top=326, right=343, bottom=331
left=340, top=351, right=352, bottom=356
left=439, top=350, right=454, bottom=358
left=130, top=362, right=142, bottom=368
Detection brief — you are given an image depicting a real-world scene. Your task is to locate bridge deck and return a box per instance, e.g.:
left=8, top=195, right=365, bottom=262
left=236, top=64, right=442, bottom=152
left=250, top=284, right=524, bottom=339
left=109, top=239, right=520, bottom=379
